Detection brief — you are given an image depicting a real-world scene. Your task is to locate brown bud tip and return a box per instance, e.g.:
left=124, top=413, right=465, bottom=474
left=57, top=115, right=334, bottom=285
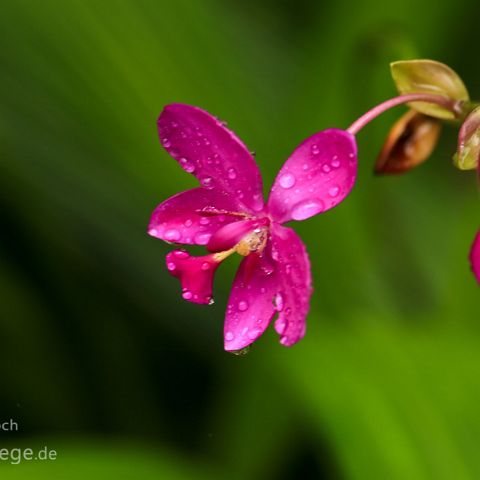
left=375, top=109, right=441, bottom=175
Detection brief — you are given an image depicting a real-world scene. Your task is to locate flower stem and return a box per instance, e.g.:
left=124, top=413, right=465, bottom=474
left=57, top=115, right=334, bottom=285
left=347, top=94, right=462, bottom=136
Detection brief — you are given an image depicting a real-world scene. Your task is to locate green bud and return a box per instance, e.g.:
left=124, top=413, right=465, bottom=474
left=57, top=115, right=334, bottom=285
left=454, top=106, right=480, bottom=170
left=391, top=59, right=469, bottom=119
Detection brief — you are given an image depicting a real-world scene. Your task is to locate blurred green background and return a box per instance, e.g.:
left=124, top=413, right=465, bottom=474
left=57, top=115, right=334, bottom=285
left=0, top=0, right=479, bottom=478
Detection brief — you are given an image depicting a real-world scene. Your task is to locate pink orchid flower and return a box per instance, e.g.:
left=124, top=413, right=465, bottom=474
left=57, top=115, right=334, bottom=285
left=148, top=104, right=357, bottom=351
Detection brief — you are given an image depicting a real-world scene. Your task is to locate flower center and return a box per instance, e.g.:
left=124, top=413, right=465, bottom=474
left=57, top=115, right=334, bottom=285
left=235, top=226, right=269, bottom=256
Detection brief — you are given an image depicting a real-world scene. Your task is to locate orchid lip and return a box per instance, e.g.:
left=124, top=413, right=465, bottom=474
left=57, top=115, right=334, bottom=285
left=206, top=217, right=270, bottom=253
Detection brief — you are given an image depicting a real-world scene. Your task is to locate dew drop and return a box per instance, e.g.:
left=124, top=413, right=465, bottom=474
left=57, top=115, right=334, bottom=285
left=291, top=199, right=325, bottom=220
left=203, top=137, right=211, bottom=146
left=179, top=157, right=195, bottom=173
left=238, top=300, right=249, bottom=311
left=261, top=265, right=274, bottom=276
left=201, top=176, right=214, bottom=188
left=331, top=156, right=341, bottom=168
left=311, top=144, right=320, bottom=155
left=199, top=217, right=210, bottom=226
left=201, top=262, right=210, bottom=271
left=161, top=137, right=171, bottom=148
left=273, top=292, right=284, bottom=311
left=227, top=167, right=237, bottom=179
left=279, top=173, right=296, bottom=189
left=280, top=336, right=290, bottom=346
left=164, top=229, right=181, bottom=241
left=167, top=262, right=176, bottom=271
left=276, top=318, right=287, bottom=334
left=302, top=163, right=309, bottom=170
left=148, top=228, right=158, bottom=236
left=248, top=328, right=262, bottom=340
left=252, top=193, right=264, bottom=211
left=328, top=185, right=340, bottom=197
left=322, top=163, right=331, bottom=173
left=184, top=219, right=193, bottom=227
left=173, top=250, right=190, bottom=259
left=182, top=290, right=193, bottom=300
left=194, top=232, right=212, bottom=245
left=225, top=331, right=235, bottom=341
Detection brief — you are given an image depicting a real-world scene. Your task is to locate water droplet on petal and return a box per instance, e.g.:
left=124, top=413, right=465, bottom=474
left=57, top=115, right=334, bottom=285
left=148, top=228, right=158, bottom=236
left=182, top=290, right=193, bottom=300
left=225, top=331, right=235, bottom=341
left=331, top=155, right=341, bottom=168
left=291, top=199, right=325, bottom=220
left=279, top=173, right=296, bottom=189
left=179, top=157, right=195, bottom=173
left=173, top=250, right=190, bottom=259
left=194, top=232, right=212, bottom=245
left=238, top=300, right=248, bottom=311
left=203, top=137, right=210, bottom=146
left=273, top=292, right=284, bottom=311
left=328, top=185, right=340, bottom=197
left=201, top=262, right=210, bottom=271
left=311, top=144, right=320, bottom=155
left=302, top=163, right=309, bottom=170
left=167, top=262, right=176, bottom=271
left=201, top=176, right=214, bottom=188
left=280, top=336, right=290, bottom=346
left=248, top=328, right=262, bottom=340
left=252, top=193, right=264, bottom=211
left=164, top=229, right=181, bottom=241
left=227, top=167, right=237, bottom=179
left=161, top=137, right=171, bottom=148
left=199, top=217, right=210, bottom=226
left=276, top=318, right=287, bottom=334
left=322, top=164, right=331, bottom=173
left=184, top=219, right=193, bottom=227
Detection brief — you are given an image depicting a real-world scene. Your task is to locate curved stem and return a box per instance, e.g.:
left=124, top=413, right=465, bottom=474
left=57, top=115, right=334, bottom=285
left=347, top=93, right=462, bottom=136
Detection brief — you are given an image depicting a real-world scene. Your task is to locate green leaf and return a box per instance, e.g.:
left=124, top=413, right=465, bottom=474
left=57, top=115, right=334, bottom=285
left=454, top=106, right=480, bottom=170
left=391, top=59, right=469, bottom=119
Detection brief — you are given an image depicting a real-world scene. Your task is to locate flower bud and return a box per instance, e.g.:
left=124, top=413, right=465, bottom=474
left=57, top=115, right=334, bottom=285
left=454, top=106, right=480, bottom=170
left=375, top=109, right=441, bottom=174
left=391, top=59, right=469, bottom=119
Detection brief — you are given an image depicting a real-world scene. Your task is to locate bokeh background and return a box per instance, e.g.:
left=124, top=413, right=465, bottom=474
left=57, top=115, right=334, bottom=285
left=0, top=0, right=479, bottom=478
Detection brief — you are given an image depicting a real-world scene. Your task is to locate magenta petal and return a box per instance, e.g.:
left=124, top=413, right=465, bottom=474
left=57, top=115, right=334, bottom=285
left=270, top=224, right=313, bottom=346
left=207, top=217, right=269, bottom=253
left=224, top=252, right=280, bottom=351
left=267, top=129, right=357, bottom=223
left=158, top=104, right=264, bottom=213
left=148, top=187, right=241, bottom=245
left=166, top=250, right=221, bottom=305
left=470, top=230, right=480, bottom=283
